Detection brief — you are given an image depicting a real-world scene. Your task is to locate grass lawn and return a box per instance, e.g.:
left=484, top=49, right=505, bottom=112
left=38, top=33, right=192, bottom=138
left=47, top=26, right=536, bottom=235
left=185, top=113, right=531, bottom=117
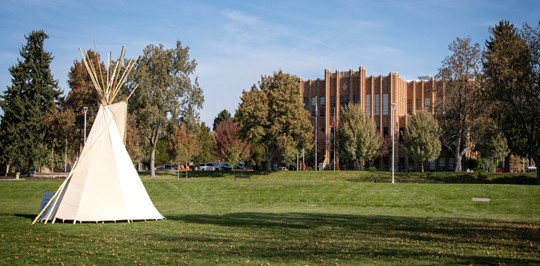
left=0, top=171, right=539, bottom=265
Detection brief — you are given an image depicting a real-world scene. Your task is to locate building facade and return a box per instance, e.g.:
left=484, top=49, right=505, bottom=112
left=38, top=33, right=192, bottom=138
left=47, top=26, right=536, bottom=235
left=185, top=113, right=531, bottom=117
left=300, top=66, right=454, bottom=171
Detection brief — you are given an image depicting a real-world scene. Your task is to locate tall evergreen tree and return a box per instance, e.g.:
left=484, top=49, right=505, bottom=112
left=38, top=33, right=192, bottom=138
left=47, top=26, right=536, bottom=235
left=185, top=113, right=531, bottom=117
left=213, top=109, right=231, bottom=131
left=0, top=30, right=62, bottom=172
left=337, top=104, right=381, bottom=170
left=483, top=20, right=540, bottom=183
left=236, top=70, right=313, bottom=170
left=402, top=110, right=441, bottom=172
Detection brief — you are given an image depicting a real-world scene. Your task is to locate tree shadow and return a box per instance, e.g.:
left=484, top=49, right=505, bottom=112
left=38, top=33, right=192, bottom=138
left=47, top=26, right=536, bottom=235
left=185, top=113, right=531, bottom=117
left=164, top=212, right=540, bottom=264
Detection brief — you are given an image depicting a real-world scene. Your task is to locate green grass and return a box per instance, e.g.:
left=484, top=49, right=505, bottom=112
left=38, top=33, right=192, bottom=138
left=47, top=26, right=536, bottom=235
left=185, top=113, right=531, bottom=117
left=1, top=172, right=539, bottom=265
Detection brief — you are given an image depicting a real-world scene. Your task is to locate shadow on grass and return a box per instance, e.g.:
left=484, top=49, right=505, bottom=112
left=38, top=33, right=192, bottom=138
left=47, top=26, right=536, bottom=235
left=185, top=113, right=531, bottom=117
left=347, top=172, right=538, bottom=185
left=422, top=172, right=537, bottom=185
left=15, top=213, right=36, bottom=220
left=165, top=212, right=540, bottom=264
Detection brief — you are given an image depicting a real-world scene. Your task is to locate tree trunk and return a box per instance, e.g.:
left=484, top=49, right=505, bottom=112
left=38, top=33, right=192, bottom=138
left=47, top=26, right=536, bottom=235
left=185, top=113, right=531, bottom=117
left=265, top=160, right=272, bottom=171
left=264, top=148, right=275, bottom=171
left=4, top=163, right=9, bottom=177
left=28, top=157, right=35, bottom=174
left=421, top=162, right=424, bottom=172
left=454, top=152, right=462, bottom=172
left=504, top=154, right=511, bottom=173
left=150, top=145, right=156, bottom=178
left=534, top=154, right=540, bottom=185
left=149, top=126, right=160, bottom=178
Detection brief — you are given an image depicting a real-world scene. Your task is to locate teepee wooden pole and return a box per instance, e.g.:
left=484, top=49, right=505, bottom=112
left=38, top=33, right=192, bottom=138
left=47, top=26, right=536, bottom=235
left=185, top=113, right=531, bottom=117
left=32, top=173, right=71, bottom=224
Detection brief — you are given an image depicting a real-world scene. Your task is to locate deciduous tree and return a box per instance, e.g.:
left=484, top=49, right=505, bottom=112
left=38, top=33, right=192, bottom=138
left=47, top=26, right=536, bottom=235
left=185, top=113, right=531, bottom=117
left=128, top=41, right=203, bottom=177
left=214, top=119, right=250, bottom=167
left=64, top=49, right=104, bottom=159
left=168, top=124, right=199, bottom=169
left=436, top=37, right=484, bottom=172
left=337, top=104, right=381, bottom=170
left=193, top=123, right=215, bottom=163
left=402, top=110, right=441, bottom=172
left=236, top=70, right=313, bottom=170
left=475, top=118, right=509, bottom=172
left=43, top=105, right=76, bottom=171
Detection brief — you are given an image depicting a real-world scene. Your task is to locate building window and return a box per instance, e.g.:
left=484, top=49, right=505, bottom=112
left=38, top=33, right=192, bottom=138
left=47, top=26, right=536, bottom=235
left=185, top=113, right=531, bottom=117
left=365, top=95, right=371, bottom=114
left=416, top=99, right=421, bottom=110
left=319, top=96, right=325, bottom=117
left=340, top=95, right=349, bottom=107
left=374, top=94, right=380, bottom=116
left=311, top=97, right=317, bottom=117
left=424, top=98, right=431, bottom=110
left=353, top=95, right=360, bottom=104
left=383, top=127, right=389, bottom=137
left=304, top=97, right=309, bottom=110
left=429, top=160, right=436, bottom=171
left=382, top=94, right=389, bottom=115
left=330, top=96, right=336, bottom=116
left=407, top=99, right=413, bottom=114
left=439, top=157, right=446, bottom=171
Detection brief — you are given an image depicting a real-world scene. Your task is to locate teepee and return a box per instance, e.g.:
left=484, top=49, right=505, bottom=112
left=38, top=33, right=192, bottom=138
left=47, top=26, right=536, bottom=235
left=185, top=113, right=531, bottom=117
left=34, top=47, right=163, bottom=224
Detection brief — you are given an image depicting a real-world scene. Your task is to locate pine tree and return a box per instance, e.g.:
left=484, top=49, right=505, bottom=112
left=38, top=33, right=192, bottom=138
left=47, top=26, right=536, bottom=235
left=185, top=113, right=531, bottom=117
left=483, top=20, right=540, bottom=183
left=213, top=109, right=231, bottom=132
left=0, top=30, right=62, bottom=172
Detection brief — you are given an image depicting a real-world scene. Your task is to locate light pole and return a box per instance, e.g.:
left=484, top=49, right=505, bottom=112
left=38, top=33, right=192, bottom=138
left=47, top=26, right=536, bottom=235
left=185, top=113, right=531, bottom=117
left=83, top=106, right=88, bottom=144
left=333, top=107, right=336, bottom=171
left=391, top=103, right=396, bottom=184
left=64, top=138, right=67, bottom=172
left=314, top=97, right=318, bottom=171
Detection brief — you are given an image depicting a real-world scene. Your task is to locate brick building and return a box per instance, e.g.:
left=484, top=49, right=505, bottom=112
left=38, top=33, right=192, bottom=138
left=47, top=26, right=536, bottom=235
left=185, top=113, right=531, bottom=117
left=300, top=66, right=455, bottom=171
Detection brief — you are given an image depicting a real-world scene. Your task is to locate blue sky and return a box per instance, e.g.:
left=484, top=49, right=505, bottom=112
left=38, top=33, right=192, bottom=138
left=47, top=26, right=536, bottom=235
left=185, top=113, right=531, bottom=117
left=1, top=0, right=538, bottom=126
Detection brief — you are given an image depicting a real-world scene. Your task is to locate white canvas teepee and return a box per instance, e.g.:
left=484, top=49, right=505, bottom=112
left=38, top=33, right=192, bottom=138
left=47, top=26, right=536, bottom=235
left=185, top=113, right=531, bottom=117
left=34, top=47, right=163, bottom=224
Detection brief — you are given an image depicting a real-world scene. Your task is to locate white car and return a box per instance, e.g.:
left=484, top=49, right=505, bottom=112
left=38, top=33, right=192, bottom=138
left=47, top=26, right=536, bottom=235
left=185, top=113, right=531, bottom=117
left=527, top=166, right=537, bottom=172
left=196, top=162, right=221, bottom=171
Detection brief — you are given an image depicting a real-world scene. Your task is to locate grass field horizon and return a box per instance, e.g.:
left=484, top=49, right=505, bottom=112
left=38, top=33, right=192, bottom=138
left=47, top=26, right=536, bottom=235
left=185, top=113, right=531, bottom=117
left=1, top=171, right=539, bottom=264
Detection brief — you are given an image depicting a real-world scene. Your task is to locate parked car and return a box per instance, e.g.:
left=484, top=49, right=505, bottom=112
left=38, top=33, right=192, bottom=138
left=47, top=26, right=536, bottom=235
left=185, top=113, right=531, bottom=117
left=157, top=164, right=175, bottom=171
left=235, top=162, right=246, bottom=170
left=220, top=163, right=233, bottom=171
left=496, top=168, right=513, bottom=173
left=196, top=162, right=221, bottom=171
left=527, top=166, right=537, bottom=172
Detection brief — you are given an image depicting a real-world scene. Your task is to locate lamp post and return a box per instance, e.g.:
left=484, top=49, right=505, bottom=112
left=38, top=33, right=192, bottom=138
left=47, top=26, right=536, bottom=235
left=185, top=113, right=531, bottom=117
left=314, top=97, right=318, bottom=171
left=333, top=107, right=336, bottom=171
left=391, top=103, right=396, bottom=184
left=83, top=106, right=88, bottom=144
